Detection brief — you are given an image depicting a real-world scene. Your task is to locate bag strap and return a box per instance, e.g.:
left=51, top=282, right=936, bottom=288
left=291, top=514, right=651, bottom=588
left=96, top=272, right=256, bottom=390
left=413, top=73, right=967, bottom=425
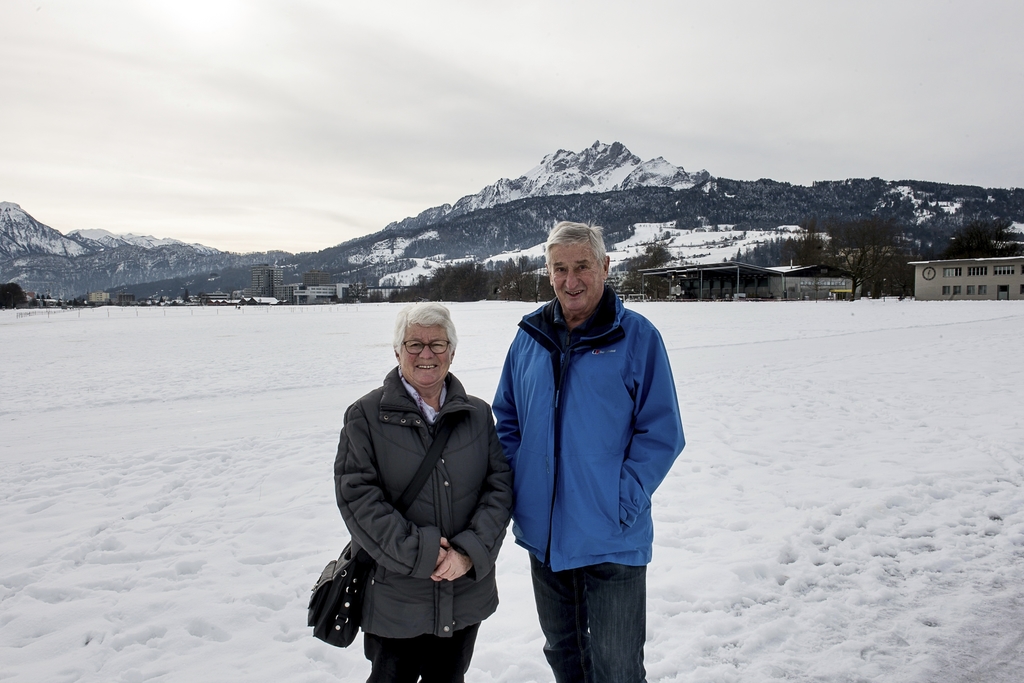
left=393, top=418, right=456, bottom=515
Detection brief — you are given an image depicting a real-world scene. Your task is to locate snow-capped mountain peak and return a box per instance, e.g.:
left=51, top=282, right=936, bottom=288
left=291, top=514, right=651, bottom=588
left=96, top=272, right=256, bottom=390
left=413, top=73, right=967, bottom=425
left=523, top=140, right=641, bottom=193
left=384, top=141, right=709, bottom=233
left=66, top=228, right=220, bottom=254
left=1, top=201, right=221, bottom=262
left=618, top=156, right=708, bottom=191
left=0, top=202, right=89, bottom=259
left=461, top=140, right=705, bottom=209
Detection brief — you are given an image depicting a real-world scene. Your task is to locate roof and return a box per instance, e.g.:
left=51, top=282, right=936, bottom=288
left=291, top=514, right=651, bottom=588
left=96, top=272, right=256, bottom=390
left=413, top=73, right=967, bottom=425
left=641, top=261, right=850, bottom=278
left=640, top=261, right=780, bottom=278
left=908, top=256, right=1024, bottom=265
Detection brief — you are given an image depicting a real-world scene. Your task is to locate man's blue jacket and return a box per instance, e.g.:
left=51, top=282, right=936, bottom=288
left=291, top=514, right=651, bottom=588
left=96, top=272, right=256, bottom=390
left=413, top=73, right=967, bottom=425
left=492, top=287, right=685, bottom=571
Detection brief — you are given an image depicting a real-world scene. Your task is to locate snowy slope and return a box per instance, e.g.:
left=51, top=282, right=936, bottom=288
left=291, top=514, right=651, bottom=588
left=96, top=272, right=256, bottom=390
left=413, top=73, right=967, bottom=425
left=67, top=228, right=220, bottom=255
left=0, top=202, right=90, bottom=259
left=462, top=141, right=707, bottom=207
left=382, top=141, right=708, bottom=234
left=3, top=300, right=1024, bottom=683
left=0, top=203, right=220, bottom=259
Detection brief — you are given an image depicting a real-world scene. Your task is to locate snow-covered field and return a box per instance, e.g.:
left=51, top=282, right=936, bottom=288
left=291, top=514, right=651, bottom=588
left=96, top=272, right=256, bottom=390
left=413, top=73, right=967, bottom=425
left=3, top=300, right=1024, bottom=682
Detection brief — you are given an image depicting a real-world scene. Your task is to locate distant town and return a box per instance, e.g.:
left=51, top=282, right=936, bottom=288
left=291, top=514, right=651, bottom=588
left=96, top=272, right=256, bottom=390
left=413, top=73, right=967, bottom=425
left=2, top=265, right=377, bottom=309
left=3, top=215, right=1024, bottom=309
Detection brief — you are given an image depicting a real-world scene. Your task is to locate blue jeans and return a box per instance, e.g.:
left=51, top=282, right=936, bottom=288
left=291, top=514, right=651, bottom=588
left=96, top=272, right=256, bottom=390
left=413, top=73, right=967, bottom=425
left=529, top=555, right=647, bottom=683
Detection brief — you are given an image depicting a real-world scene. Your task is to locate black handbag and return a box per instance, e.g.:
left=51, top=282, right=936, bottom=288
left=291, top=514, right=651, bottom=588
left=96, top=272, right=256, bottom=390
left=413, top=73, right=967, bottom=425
left=309, top=420, right=455, bottom=647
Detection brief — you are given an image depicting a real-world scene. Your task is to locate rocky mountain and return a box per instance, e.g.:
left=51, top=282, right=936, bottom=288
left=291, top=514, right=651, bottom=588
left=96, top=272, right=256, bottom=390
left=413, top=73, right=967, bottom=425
left=381, top=141, right=708, bottom=235
left=66, top=228, right=220, bottom=255
left=326, top=176, right=1024, bottom=287
left=4, top=141, right=1024, bottom=299
left=0, top=202, right=287, bottom=297
left=0, top=202, right=91, bottom=259
left=0, top=202, right=223, bottom=260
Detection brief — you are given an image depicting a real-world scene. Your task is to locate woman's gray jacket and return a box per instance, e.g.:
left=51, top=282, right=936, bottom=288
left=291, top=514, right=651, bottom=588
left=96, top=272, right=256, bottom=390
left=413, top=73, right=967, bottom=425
left=335, top=368, right=513, bottom=639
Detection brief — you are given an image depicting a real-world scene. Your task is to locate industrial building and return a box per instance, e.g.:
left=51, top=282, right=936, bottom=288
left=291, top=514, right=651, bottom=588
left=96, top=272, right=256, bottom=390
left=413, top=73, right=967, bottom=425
left=640, top=262, right=854, bottom=300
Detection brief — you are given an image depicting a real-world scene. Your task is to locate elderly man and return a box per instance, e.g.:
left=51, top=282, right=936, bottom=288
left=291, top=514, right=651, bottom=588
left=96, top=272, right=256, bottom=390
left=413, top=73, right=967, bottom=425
left=492, top=221, right=685, bottom=683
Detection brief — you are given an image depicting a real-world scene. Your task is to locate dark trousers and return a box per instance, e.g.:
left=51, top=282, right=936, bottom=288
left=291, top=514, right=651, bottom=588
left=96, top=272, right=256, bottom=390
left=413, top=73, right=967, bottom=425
left=530, top=554, right=647, bottom=683
left=363, top=623, right=480, bottom=683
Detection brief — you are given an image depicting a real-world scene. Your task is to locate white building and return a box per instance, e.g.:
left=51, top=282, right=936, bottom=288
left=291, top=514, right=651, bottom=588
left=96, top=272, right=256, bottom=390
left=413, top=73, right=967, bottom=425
left=910, top=257, right=1024, bottom=300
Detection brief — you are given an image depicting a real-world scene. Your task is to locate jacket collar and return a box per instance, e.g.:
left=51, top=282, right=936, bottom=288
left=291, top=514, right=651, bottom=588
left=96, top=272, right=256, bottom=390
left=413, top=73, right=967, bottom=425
left=520, top=285, right=625, bottom=351
left=378, top=367, right=473, bottom=424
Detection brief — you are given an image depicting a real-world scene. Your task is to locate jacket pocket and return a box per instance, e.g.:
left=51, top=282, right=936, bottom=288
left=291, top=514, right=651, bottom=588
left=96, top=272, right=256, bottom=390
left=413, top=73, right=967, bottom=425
left=510, top=445, right=552, bottom=548
left=558, top=448, right=623, bottom=556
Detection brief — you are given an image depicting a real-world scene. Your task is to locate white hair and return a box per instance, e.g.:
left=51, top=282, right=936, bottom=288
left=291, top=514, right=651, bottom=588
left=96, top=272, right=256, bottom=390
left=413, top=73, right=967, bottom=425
left=545, top=221, right=607, bottom=265
left=392, top=302, right=458, bottom=352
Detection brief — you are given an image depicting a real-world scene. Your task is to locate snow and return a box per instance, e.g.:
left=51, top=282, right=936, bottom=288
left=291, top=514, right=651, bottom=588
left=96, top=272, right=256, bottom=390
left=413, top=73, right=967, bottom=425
left=350, top=232, right=444, bottom=268
left=0, top=203, right=91, bottom=258
left=3, top=300, right=1024, bottom=682
left=67, top=229, right=219, bottom=253
left=438, top=142, right=704, bottom=220
left=483, top=243, right=547, bottom=266
left=482, top=222, right=795, bottom=274
left=379, top=258, right=450, bottom=287
left=609, top=223, right=802, bottom=269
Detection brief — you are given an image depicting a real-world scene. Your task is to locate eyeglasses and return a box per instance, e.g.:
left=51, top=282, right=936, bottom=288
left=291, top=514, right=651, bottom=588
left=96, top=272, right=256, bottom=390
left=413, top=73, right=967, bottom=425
left=402, top=340, right=451, bottom=354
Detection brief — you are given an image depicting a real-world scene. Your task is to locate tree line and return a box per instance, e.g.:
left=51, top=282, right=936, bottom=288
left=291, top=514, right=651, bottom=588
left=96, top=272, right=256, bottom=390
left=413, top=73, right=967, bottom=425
left=1, top=282, right=29, bottom=308
left=386, top=257, right=555, bottom=303
left=381, top=216, right=1022, bottom=303
left=740, top=216, right=1022, bottom=299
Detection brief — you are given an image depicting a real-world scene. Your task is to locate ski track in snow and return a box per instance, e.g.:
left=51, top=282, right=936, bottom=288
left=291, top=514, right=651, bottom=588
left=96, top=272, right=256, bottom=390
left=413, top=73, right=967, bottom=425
left=2, top=301, right=1024, bottom=682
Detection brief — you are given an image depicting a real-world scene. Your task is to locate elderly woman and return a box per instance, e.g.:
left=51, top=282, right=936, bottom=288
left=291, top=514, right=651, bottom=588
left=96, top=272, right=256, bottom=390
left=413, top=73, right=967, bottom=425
left=335, top=302, right=513, bottom=683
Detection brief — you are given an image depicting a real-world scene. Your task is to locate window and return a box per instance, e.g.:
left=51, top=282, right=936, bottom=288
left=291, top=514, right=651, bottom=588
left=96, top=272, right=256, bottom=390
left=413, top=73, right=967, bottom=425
left=966, top=285, right=975, bottom=295
left=943, top=267, right=962, bottom=277
left=978, top=285, right=987, bottom=295
left=953, top=286, right=962, bottom=295
left=942, top=286, right=951, bottom=295
left=994, top=265, right=1015, bottom=275
left=1020, top=284, right=1024, bottom=295
left=967, top=266, right=988, bottom=276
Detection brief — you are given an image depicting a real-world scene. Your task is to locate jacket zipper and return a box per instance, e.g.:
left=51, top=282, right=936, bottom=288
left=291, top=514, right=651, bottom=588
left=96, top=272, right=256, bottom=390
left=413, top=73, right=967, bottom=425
left=519, top=308, right=622, bottom=568
left=544, top=340, right=576, bottom=566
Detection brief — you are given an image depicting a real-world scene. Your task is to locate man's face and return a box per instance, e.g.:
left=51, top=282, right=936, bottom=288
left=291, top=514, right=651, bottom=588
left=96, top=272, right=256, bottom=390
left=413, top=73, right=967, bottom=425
left=548, top=242, right=610, bottom=329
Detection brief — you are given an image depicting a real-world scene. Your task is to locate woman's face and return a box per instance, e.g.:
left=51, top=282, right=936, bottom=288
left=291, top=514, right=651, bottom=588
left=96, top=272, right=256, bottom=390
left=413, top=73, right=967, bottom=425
left=396, top=324, right=453, bottom=398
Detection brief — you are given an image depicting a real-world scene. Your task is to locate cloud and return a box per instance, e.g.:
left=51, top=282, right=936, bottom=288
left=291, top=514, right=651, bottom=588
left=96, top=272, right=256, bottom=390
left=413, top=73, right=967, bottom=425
left=1, top=0, right=1022, bottom=252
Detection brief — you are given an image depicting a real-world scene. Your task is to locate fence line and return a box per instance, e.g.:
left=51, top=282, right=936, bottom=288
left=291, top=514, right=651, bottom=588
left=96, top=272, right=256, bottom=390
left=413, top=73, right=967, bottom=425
left=9, top=303, right=384, bottom=322
left=15, top=309, right=69, bottom=320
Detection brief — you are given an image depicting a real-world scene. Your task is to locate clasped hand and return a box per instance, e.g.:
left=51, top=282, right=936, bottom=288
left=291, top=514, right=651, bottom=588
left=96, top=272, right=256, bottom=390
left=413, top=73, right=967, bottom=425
left=431, top=537, right=472, bottom=582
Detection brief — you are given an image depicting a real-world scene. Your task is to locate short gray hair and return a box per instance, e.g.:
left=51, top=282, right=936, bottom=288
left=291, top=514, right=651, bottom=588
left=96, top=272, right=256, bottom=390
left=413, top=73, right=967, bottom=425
left=393, top=302, right=458, bottom=352
left=545, top=221, right=607, bottom=265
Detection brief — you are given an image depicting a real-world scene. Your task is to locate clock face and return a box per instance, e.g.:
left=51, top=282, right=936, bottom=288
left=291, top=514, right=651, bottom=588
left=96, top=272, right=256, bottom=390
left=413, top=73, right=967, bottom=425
left=922, top=266, right=936, bottom=281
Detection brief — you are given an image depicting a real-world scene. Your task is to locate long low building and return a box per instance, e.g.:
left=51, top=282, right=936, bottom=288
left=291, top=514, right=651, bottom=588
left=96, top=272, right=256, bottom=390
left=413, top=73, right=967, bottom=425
left=910, top=257, right=1024, bottom=301
left=640, top=262, right=854, bottom=300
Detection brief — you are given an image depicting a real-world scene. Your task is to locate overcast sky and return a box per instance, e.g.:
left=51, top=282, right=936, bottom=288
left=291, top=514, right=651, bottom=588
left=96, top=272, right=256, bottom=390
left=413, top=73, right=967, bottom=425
left=2, top=0, right=1023, bottom=253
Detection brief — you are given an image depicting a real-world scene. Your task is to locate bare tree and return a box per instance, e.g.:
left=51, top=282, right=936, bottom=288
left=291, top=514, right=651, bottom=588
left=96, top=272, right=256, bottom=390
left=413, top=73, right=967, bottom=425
left=1, top=282, right=28, bottom=309
left=823, top=217, right=906, bottom=300
left=494, top=256, right=551, bottom=302
left=782, top=218, right=828, bottom=266
left=494, top=257, right=531, bottom=301
left=619, top=244, right=672, bottom=299
left=941, top=218, right=1023, bottom=259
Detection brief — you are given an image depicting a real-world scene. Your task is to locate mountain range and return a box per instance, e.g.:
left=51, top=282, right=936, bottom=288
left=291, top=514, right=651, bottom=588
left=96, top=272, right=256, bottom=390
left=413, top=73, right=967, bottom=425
left=3, top=141, right=1024, bottom=299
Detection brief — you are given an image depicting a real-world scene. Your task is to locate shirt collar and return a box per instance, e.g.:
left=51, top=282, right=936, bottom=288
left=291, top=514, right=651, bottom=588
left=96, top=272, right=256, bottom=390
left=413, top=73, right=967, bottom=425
left=397, top=368, right=447, bottom=424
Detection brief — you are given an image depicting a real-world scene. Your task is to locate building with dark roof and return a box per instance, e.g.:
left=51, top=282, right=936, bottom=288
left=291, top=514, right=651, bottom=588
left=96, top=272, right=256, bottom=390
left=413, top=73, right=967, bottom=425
left=640, top=262, right=853, bottom=300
